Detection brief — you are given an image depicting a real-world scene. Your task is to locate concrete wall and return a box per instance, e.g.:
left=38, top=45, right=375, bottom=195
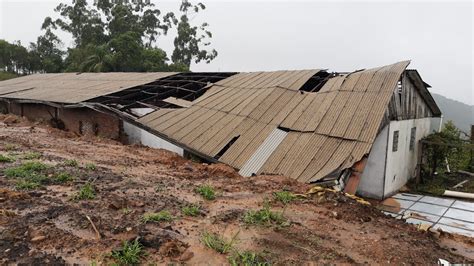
left=123, top=121, right=184, bottom=156
left=357, top=125, right=389, bottom=199
left=358, top=117, right=441, bottom=199
left=383, top=117, right=440, bottom=197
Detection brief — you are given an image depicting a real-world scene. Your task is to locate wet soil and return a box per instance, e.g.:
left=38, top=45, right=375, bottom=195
left=0, top=115, right=472, bottom=264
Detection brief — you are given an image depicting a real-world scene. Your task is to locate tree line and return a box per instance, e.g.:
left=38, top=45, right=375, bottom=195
left=0, top=0, right=217, bottom=74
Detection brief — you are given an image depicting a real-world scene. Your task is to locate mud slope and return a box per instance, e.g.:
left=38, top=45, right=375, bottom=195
left=0, top=115, right=471, bottom=265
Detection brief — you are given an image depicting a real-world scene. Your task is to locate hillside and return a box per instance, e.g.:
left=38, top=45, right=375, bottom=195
left=432, top=93, right=474, bottom=133
left=0, top=115, right=471, bottom=264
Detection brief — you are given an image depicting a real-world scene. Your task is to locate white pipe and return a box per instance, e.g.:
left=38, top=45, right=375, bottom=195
left=443, top=190, right=474, bottom=199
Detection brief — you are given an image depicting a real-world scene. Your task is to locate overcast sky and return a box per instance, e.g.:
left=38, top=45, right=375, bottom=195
left=0, top=0, right=472, bottom=105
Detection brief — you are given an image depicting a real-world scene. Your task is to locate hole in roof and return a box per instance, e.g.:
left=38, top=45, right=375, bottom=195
left=299, top=71, right=332, bottom=92
left=89, top=72, right=237, bottom=117
left=214, top=135, right=240, bottom=160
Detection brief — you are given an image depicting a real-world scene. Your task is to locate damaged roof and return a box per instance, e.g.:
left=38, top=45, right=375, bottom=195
left=138, top=61, right=411, bottom=182
left=0, top=72, right=176, bottom=104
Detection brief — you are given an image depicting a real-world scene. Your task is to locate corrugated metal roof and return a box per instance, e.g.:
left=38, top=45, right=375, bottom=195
left=239, top=127, right=288, bottom=177
left=138, top=62, right=412, bottom=182
left=0, top=72, right=176, bottom=103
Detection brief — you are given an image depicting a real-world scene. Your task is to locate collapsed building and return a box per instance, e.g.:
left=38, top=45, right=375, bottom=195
left=0, top=61, right=442, bottom=199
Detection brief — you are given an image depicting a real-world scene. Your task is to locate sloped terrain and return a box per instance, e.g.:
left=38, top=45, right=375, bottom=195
left=0, top=115, right=472, bottom=265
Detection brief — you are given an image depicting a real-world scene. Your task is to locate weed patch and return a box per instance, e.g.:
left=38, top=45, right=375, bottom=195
left=63, top=159, right=79, bottom=167
left=142, top=210, right=173, bottom=223
left=73, top=183, right=95, bottom=200
left=22, top=152, right=41, bottom=160
left=243, top=202, right=288, bottom=227
left=4, top=144, right=17, bottom=151
left=111, top=238, right=145, bottom=265
left=85, top=163, right=97, bottom=171
left=229, top=250, right=270, bottom=266
left=4, top=161, right=48, bottom=178
left=196, top=184, right=216, bottom=200
left=182, top=204, right=201, bottom=217
left=15, top=180, right=40, bottom=190
left=201, top=231, right=238, bottom=254
left=54, top=172, right=74, bottom=183
left=273, top=191, right=297, bottom=204
left=0, top=154, right=15, bottom=163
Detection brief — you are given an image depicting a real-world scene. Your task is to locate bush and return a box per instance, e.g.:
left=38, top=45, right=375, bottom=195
left=182, top=204, right=201, bottom=217
left=273, top=191, right=297, bottom=204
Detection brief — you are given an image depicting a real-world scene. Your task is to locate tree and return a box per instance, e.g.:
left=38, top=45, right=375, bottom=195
left=42, top=0, right=216, bottom=72
left=171, top=0, right=217, bottom=68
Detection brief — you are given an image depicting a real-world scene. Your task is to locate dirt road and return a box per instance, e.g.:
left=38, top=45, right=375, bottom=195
left=0, top=116, right=472, bottom=265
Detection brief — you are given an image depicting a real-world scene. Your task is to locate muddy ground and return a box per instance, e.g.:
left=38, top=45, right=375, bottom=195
left=0, top=115, right=472, bottom=265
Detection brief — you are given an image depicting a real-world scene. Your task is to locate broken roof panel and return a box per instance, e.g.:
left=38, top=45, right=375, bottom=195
left=0, top=72, right=177, bottom=104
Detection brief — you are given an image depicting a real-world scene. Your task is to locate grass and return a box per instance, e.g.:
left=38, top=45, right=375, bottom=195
left=142, top=210, right=173, bottom=223
left=273, top=191, right=297, bottom=204
left=73, top=183, right=96, bottom=200
left=4, top=161, right=49, bottom=190
left=196, top=184, right=216, bottom=200
left=201, top=231, right=238, bottom=254
left=0, top=71, right=18, bottom=81
left=4, top=161, right=48, bottom=178
left=243, top=202, right=287, bottom=227
left=229, top=250, right=270, bottom=266
left=15, top=180, right=41, bottom=190
left=63, top=159, right=79, bottom=167
left=0, top=154, right=15, bottom=163
left=4, top=144, right=17, bottom=151
left=54, top=172, right=74, bottom=183
left=22, top=152, right=42, bottom=160
left=111, top=238, right=145, bottom=265
left=85, top=163, right=97, bottom=171
left=182, top=204, right=201, bottom=217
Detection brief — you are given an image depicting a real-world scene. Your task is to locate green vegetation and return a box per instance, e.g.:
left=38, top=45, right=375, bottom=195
left=196, top=184, right=216, bottom=200
left=229, top=251, right=270, bottom=266
left=0, top=154, right=15, bottom=163
left=201, top=231, right=238, bottom=254
left=15, top=180, right=41, bottom=190
left=4, top=144, right=17, bottom=151
left=4, top=161, right=48, bottom=178
left=243, top=202, right=287, bottom=227
left=0, top=71, right=18, bottom=81
left=22, top=152, right=42, bottom=160
left=1, top=0, right=217, bottom=75
left=54, top=172, right=74, bottom=183
left=142, top=210, right=173, bottom=223
left=74, top=183, right=96, bottom=200
left=273, top=191, right=297, bottom=204
left=182, top=204, right=201, bottom=217
left=85, top=163, right=97, bottom=171
left=63, top=159, right=79, bottom=167
left=111, top=238, right=145, bottom=265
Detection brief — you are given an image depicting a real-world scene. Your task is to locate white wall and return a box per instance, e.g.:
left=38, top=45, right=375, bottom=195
left=384, top=117, right=441, bottom=197
left=357, top=125, right=389, bottom=199
left=357, top=117, right=441, bottom=199
left=123, top=121, right=184, bottom=156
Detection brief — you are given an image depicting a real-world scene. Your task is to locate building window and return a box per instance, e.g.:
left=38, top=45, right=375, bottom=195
left=410, top=127, right=416, bottom=150
left=392, top=130, right=399, bottom=152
